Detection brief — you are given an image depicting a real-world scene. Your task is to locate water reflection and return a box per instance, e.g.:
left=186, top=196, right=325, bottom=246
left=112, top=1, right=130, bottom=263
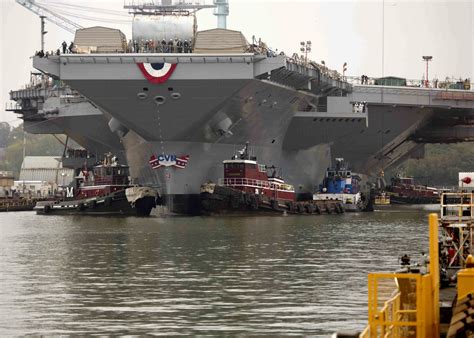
left=0, top=211, right=429, bottom=335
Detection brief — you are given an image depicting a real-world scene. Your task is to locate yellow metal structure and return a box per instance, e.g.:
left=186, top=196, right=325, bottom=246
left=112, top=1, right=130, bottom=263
left=374, top=193, right=390, bottom=206
left=457, top=255, right=474, bottom=300
left=360, top=214, right=440, bottom=337
left=446, top=254, right=474, bottom=337
left=440, top=192, right=474, bottom=223
left=440, top=192, right=474, bottom=268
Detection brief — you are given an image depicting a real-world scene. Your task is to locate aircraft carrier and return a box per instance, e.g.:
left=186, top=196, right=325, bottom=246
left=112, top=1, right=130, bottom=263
left=7, top=76, right=126, bottom=170
left=10, top=0, right=474, bottom=214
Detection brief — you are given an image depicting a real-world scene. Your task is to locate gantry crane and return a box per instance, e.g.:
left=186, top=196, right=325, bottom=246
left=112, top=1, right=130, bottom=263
left=15, top=0, right=83, bottom=50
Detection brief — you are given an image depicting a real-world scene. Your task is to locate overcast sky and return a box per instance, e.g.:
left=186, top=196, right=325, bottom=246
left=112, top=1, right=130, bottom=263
left=0, top=0, right=472, bottom=124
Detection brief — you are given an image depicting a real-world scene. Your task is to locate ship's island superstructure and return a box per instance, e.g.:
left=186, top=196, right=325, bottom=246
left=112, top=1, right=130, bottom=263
left=8, top=0, right=474, bottom=214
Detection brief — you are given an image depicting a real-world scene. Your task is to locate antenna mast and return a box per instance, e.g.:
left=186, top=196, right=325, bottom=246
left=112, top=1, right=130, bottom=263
left=213, top=0, right=229, bottom=29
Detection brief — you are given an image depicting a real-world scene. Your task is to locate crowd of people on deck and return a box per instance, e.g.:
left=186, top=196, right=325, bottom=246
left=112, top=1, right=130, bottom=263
left=35, top=41, right=75, bottom=58
left=66, top=148, right=91, bottom=159
left=31, top=37, right=474, bottom=91
left=36, top=38, right=195, bottom=56
left=126, top=38, right=192, bottom=53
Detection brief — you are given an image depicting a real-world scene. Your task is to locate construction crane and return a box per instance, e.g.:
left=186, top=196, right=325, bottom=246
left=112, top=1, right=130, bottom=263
left=15, top=0, right=83, bottom=50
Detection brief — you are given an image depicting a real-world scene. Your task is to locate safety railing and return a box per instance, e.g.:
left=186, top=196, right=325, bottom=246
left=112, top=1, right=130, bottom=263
left=360, top=214, right=440, bottom=338
left=346, top=75, right=472, bottom=91
left=362, top=273, right=430, bottom=337
left=219, top=177, right=294, bottom=192
left=441, top=192, right=474, bottom=222
left=4, top=102, right=22, bottom=111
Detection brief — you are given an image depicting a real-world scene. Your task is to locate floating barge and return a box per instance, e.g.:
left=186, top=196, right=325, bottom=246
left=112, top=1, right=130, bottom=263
left=0, top=198, right=36, bottom=212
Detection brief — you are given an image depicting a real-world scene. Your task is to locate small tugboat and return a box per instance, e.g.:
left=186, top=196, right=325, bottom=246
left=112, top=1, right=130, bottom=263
left=35, top=154, right=158, bottom=216
left=386, top=175, right=440, bottom=204
left=200, top=143, right=343, bottom=215
left=372, top=191, right=391, bottom=209
left=313, top=158, right=368, bottom=212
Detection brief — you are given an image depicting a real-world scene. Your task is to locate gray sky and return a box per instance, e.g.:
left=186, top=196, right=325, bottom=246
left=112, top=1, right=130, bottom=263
left=1, top=0, right=472, bottom=124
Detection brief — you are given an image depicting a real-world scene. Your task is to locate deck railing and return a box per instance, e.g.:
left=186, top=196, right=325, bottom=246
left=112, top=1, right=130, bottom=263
left=219, top=178, right=294, bottom=192
left=440, top=192, right=474, bottom=222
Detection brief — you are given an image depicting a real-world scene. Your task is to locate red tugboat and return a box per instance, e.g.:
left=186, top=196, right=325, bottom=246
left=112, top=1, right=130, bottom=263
left=387, top=176, right=440, bottom=204
left=200, top=143, right=343, bottom=215
left=35, top=154, right=158, bottom=216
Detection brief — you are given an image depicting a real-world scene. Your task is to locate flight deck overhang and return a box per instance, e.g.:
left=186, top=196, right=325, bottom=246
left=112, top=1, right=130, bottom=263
left=351, top=85, right=474, bottom=110
left=33, top=53, right=277, bottom=81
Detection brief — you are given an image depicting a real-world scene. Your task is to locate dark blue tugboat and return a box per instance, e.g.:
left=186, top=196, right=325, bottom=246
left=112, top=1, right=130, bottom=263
left=313, top=158, right=368, bottom=211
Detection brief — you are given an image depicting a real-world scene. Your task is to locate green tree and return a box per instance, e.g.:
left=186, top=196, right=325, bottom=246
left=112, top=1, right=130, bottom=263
left=393, top=143, right=474, bottom=186
left=0, top=122, right=11, bottom=148
left=0, top=124, right=65, bottom=178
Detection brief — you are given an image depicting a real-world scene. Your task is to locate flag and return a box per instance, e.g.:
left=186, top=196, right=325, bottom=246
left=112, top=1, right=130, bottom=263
left=175, top=155, right=190, bottom=169
left=149, top=155, right=161, bottom=169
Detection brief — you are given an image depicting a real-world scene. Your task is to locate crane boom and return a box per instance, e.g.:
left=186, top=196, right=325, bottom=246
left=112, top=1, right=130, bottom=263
left=16, top=0, right=83, bottom=34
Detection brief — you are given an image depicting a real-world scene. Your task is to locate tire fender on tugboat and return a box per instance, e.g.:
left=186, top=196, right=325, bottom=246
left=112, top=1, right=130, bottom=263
left=297, top=203, right=305, bottom=213
left=230, top=193, right=240, bottom=209
left=249, top=194, right=259, bottom=210
left=271, top=199, right=279, bottom=210
left=89, top=200, right=97, bottom=209
left=104, top=197, right=112, bottom=207
left=43, top=205, right=51, bottom=214
left=337, top=203, right=345, bottom=213
left=243, top=193, right=251, bottom=206
left=325, top=203, right=332, bottom=214
left=314, top=204, right=321, bottom=214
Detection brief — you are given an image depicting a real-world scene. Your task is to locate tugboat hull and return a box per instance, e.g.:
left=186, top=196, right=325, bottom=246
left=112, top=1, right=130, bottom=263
left=35, top=188, right=157, bottom=216
left=313, top=192, right=368, bottom=212
left=200, top=184, right=344, bottom=216
left=388, top=194, right=440, bottom=205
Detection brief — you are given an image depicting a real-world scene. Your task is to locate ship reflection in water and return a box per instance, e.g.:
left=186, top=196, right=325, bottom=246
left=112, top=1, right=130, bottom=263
left=0, top=211, right=428, bottom=335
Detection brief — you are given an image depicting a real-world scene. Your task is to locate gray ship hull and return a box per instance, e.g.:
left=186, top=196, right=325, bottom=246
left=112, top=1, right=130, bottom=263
left=122, top=130, right=331, bottom=214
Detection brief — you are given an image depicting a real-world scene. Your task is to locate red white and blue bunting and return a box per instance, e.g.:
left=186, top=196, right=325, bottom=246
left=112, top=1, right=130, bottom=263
left=149, top=154, right=189, bottom=169
left=137, top=62, right=177, bottom=84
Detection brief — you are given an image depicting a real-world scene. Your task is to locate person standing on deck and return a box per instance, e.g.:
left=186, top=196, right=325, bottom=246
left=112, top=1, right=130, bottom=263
left=161, top=39, right=167, bottom=52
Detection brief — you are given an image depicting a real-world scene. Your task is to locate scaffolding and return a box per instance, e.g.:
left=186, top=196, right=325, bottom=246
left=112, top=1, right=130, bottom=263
left=440, top=192, right=474, bottom=270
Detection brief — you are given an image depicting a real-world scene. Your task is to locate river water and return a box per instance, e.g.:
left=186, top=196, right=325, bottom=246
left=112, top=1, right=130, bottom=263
left=0, top=209, right=434, bottom=336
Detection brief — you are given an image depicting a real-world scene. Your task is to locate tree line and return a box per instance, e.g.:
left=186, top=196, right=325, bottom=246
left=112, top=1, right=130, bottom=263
left=390, top=143, right=474, bottom=187
left=0, top=123, right=65, bottom=178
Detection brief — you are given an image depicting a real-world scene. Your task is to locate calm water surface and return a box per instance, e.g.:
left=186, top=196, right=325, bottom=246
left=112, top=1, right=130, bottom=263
left=0, top=210, right=432, bottom=336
